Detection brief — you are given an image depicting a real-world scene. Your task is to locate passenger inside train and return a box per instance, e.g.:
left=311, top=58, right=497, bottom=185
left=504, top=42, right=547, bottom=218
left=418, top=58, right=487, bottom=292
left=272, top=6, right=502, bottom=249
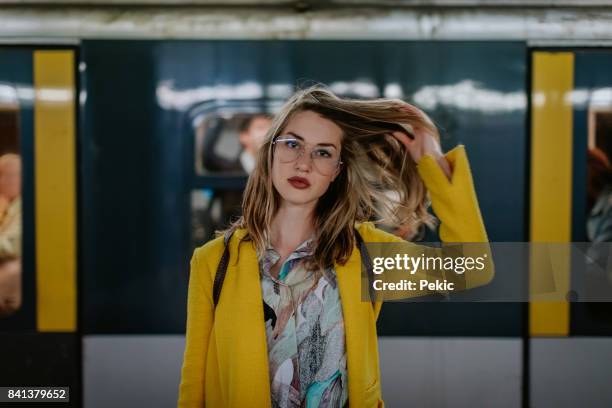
left=0, top=153, right=21, bottom=317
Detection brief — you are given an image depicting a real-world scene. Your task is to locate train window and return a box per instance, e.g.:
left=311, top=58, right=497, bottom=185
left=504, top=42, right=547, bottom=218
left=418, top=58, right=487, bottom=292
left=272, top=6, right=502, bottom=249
left=587, top=107, right=612, bottom=243
left=191, top=188, right=245, bottom=246
left=0, top=93, right=22, bottom=318
left=195, top=113, right=272, bottom=175
left=192, top=112, right=272, bottom=246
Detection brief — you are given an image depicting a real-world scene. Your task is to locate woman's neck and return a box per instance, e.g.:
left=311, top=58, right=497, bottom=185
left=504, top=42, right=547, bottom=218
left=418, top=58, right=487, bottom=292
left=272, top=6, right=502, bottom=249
left=270, top=202, right=315, bottom=255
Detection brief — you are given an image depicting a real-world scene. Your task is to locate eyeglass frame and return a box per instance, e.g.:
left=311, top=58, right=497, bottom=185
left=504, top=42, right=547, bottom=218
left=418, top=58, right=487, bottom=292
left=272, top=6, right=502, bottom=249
left=271, top=135, right=344, bottom=174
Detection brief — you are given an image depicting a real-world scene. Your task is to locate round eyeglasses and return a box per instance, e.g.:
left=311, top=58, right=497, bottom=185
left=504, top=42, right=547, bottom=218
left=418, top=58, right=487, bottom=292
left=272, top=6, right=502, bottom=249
left=272, top=135, right=342, bottom=176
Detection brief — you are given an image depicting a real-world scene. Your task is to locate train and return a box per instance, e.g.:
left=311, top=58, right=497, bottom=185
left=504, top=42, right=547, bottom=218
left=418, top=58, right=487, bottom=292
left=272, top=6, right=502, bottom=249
left=1, top=2, right=612, bottom=407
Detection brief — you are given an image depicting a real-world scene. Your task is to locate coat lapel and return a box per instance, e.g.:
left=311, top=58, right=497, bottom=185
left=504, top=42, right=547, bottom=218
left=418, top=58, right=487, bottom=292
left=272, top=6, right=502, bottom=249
left=216, top=230, right=272, bottom=407
left=335, top=246, right=369, bottom=407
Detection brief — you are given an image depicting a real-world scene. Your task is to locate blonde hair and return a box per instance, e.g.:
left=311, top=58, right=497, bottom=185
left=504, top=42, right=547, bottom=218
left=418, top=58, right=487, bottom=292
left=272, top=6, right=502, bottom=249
left=228, top=85, right=439, bottom=270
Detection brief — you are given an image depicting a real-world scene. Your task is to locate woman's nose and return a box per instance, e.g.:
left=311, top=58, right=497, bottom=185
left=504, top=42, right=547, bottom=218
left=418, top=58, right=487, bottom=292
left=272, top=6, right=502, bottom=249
left=294, top=150, right=313, bottom=171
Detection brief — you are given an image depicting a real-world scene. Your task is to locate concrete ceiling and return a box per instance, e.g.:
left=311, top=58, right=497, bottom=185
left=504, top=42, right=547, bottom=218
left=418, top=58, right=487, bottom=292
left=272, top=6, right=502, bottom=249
left=0, top=0, right=611, bottom=6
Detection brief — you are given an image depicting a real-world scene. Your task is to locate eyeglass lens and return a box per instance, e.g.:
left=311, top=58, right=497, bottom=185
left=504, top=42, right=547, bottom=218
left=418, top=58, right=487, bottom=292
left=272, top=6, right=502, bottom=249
left=274, top=137, right=340, bottom=175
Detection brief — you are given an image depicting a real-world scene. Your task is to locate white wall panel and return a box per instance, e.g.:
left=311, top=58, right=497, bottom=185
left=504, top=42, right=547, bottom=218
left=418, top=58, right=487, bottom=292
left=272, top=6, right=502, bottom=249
left=531, top=338, right=612, bottom=408
left=378, top=337, right=522, bottom=408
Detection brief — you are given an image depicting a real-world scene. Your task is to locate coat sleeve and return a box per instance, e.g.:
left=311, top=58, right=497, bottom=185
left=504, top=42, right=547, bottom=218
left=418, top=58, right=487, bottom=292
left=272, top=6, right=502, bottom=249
left=418, top=145, right=488, bottom=243
left=178, top=247, right=214, bottom=407
left=364, top=145, right=495, bottom=316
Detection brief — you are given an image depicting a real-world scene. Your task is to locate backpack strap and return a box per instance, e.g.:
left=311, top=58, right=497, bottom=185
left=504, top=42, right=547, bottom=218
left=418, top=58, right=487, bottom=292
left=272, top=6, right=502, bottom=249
left=212, top=228, right=376, bottom=309
left=354, top=228, right=377, bottom=308
left=212, top=229, right=234, bottom=307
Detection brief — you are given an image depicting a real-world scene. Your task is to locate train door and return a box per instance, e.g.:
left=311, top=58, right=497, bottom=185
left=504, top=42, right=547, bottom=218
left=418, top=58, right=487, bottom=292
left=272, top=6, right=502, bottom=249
left=530, top=48, right=612, bottom=407
left=0, top=47, right=79, bottom=406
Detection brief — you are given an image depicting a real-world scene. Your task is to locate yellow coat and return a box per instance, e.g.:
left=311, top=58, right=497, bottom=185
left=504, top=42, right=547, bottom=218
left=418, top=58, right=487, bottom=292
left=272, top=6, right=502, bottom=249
left=178, top=145, right=493, bottom=407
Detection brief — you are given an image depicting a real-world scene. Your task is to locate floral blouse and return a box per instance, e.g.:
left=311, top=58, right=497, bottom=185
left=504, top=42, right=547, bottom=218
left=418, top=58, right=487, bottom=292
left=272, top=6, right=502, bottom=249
left=259, top=238, right=348, bottom=408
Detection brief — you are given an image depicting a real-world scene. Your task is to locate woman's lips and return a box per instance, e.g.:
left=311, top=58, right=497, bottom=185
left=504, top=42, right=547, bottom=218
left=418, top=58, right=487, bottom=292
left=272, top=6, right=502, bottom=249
left=288, top=177, right=311, bottom=189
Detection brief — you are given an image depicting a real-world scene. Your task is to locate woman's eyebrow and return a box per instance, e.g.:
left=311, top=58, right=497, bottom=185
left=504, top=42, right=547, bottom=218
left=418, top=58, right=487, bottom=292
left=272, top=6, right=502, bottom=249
left=286, top=131, right=338, bottom=149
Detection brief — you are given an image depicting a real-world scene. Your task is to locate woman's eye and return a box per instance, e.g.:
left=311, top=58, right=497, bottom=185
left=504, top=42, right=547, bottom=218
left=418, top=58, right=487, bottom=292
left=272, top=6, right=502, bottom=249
left=315, top=149, right=332, bottom=158
left=285, top=140, right=299, bottom=149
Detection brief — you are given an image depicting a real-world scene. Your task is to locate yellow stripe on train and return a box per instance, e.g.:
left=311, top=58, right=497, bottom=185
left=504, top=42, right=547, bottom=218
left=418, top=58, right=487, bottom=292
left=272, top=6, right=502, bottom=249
left=34, top=50, right=77, bottom=332
left=529, top=52, right=574, bottom=337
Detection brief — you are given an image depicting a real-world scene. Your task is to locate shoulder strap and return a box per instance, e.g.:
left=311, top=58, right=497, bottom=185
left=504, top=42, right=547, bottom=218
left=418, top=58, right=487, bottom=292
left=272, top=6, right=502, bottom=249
left=212, top=228, right=376, bottom=309
left=212, top=229, right=234, bottom=307
left=354, top=228, right=377, bottom=308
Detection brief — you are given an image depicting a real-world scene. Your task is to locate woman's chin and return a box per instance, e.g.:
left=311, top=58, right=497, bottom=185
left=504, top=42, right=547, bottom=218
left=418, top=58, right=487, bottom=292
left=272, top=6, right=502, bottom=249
left=278, top=191, right=320, bottom=207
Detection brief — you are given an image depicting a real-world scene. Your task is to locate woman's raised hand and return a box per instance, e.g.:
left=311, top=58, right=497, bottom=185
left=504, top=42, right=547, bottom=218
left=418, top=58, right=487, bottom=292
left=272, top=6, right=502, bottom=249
left=390, top=104, right=452, bottom=180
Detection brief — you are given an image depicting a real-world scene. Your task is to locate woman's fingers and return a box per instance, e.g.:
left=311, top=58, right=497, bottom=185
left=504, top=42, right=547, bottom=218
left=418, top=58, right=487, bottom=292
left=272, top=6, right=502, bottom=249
left=391, top=131, right=423, bottom=163
left=391, top=126, right=445, bottom=167
left=393, top=103, right=450, bottom=177
left=391, top=131, right=413, bottom=148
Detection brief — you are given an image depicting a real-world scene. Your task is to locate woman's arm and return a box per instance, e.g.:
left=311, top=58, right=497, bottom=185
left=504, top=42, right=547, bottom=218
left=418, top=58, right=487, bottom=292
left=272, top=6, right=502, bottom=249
left=362, top=144, right=494, bottom=310
left=389, top=107, right=490, bottom=242
left=418, top=145, right=489, bottom=243
left=362, top=145, right=487, bottom=242
left=178, top=247, right=214, bottom=407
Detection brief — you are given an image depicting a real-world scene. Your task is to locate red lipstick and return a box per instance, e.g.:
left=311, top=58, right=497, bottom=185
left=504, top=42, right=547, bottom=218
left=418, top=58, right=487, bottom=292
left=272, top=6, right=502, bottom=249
left=288, top=176, right=311, bottom=189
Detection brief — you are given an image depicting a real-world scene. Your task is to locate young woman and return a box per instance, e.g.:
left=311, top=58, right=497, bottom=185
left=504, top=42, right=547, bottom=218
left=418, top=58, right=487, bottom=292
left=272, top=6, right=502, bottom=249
left=178, top=86, right=493, bottom=408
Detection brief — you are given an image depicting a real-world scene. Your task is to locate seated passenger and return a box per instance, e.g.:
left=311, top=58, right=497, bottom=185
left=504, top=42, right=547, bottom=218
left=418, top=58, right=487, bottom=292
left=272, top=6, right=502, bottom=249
left=0, top=153, right=22, bottom=317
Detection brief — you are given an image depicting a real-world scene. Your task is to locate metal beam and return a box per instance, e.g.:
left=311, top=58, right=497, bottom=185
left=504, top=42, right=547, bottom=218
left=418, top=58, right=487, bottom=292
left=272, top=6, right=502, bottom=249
left=1, top=0, right=612, bottom=6
left=1, top=7, right=612, bottom=40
